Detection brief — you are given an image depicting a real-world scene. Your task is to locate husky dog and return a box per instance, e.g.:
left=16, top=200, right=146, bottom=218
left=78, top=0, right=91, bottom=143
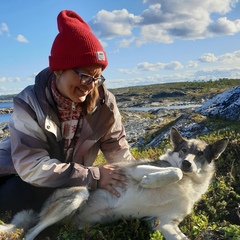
left=0, top=127, right=228, bottom=240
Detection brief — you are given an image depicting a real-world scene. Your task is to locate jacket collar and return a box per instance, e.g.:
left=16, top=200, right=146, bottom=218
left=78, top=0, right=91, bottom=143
left=34, top=68, right=60, bottom=125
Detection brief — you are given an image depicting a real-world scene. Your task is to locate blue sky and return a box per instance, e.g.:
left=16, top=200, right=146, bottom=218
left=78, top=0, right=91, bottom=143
left=0, top=0, right=240, bottom=95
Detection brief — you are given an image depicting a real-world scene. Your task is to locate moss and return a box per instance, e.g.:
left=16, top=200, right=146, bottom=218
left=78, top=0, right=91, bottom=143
left=1, top=114, right=240, bottom=240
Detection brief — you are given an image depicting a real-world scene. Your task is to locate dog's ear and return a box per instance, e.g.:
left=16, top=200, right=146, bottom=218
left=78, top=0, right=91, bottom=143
left=170, top=127, right=184, bottom=146
left=210, top=138, right=228, bottom=160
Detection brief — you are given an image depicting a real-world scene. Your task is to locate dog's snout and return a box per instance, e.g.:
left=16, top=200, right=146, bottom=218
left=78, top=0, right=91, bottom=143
left=182, top=160, right=191, bottom=169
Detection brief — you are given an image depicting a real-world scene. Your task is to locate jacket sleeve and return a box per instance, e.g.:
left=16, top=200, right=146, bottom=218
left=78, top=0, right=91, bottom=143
left=99, top=93, right=134, bottom=163
left=9, top=95, right=99, bottom=189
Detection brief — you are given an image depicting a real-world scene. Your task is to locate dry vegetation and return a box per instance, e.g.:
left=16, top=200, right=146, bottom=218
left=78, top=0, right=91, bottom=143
left=1, top=78, right=240, bottom=239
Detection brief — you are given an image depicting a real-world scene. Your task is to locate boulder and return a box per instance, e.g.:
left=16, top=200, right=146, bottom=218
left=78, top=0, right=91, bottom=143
left=0, top=128, right=4, bottom=138
left=195, top=85, right=240, bottom=121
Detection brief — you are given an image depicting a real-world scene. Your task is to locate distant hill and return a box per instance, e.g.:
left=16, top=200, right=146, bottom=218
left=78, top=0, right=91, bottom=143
left=0, top=94, right=16, bottom=101
left=1, top=78, right=240, bottom=104
left=110, top=78, right=240, bottom=107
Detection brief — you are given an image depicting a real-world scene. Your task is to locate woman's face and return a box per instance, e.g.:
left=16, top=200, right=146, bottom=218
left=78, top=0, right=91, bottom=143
left=55, top=65, right=102, bottom=103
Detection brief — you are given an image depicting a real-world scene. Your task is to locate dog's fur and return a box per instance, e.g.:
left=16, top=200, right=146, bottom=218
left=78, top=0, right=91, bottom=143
left=0, top=127, right=228, bottom=240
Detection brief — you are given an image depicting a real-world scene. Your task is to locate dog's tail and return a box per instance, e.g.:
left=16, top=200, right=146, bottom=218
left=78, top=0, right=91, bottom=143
left=0, top=209, right=38, bottom=235
left=25, top=186, right=90, bottom=240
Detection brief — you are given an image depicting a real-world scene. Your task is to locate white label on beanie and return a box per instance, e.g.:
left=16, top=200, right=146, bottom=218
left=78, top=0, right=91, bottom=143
left=96, top=51, right=105, bottom=61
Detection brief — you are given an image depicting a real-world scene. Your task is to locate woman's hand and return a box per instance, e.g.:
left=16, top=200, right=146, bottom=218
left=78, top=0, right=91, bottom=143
left=97, top=165, right=128, bottom=198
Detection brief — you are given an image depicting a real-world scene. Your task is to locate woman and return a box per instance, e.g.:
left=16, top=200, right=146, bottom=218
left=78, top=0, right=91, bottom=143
left=0, top=10, right=134, bottom=216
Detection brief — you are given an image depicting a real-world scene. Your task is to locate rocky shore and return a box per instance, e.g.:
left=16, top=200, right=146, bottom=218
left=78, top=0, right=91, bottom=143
left=0, top=121, right=9, bottom=140
left=1, top=82, right=240, bottom=146
left=0, top=105, right=206, bottom=147
left=122, top=107, right=207, bottom=148
left=0, top=107, right=13, bottom=115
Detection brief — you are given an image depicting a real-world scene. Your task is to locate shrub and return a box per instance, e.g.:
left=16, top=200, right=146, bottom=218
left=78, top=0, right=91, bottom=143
left=1, top=129, right=239, bottom=239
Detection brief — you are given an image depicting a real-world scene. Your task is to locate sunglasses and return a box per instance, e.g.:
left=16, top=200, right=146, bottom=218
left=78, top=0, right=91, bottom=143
left=72, top=69, right=105, bottom=87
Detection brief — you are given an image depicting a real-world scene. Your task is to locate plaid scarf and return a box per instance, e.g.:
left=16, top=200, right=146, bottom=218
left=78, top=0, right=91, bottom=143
left=51, top=78, right=83, bottom=162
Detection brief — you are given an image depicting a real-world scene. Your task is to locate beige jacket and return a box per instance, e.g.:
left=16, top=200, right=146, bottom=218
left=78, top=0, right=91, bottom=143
left=2, top=68, right=133, bottom=189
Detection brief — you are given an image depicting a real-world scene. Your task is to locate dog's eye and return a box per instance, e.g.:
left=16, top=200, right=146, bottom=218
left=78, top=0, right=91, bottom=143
left=197, top=151, right=204, bottom=156
left=181, top=148, right=187, bottom=153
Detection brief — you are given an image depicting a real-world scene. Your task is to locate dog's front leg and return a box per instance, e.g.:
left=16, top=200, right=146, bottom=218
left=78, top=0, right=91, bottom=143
left=140, top=167, right=183, bottom=188
left=153, top=219, right=188, bottom=240
left=129, top=166, right=180, bottom=181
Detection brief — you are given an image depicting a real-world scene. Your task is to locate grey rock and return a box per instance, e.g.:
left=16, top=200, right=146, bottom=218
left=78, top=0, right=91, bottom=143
left=0, top=107, right=13, bottom=114
left=0, top=128, right=4, bottom=138
left=144, top=114, right=208, bottom=148
left=0, top=122, right=9, bottom=131
left=195, top=85, right=240, bottom=121
left=0, top=122, right=9, bottom=141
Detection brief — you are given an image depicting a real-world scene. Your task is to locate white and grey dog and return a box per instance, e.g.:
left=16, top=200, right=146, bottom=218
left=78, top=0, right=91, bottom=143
left=0, top=127, right=228, bottom=240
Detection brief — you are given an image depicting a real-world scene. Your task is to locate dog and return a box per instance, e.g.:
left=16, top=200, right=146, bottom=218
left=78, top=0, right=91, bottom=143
left=0, top=127, right=228, bottom=240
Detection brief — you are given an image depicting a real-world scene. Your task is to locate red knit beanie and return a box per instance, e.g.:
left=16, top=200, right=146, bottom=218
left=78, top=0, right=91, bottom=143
left=49, top=10, right=108, bottom=71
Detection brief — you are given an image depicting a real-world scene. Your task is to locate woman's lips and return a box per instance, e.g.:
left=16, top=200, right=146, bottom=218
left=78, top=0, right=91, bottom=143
left=77, top=88, right=89, bottom=96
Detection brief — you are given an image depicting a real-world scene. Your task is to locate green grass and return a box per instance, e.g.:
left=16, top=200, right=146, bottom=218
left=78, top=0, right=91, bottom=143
left=52, top=130, right=240, bottom=240
left=1, top=126, right=239, bottom=240
left=74, top=129, right=240, bottom=240
left=1, top=89, right=240, bottom=239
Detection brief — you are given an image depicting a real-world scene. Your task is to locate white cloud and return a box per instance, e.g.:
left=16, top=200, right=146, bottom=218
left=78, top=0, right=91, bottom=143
left=107, top=71, right=198, bottom=89
left=90, top=9, right=141, bottom=39
left=137, top=61, right=183, bottom=71
left=137, top=26, right=173, bottom=45
left=208, top=17, right=240, bottom=35
left=187, top=61, right=198, bottom=68
left=109, top=65, right=240, bottom=89
left=198, top=50, right=240, bottom=63
left=110, top=48, right=120, bottom=54
left=0, top=77, right=7, bottom=82
left=1, top=23, right=9, bottom=32
left=165, top=61, right=183, bottom=70
left=191, top=50, right=240, bottom=80
left=118, top=68, right=139, bottom=74
left=91, top=0, right=240, bottom=46
left=16, top=34, right=29, bottom=43
left=199, top=53, right=218, bottom=62
left=119, top=61, right=184, bottom=73
left=194, top=68, right=240, bottom=79
left=0, top=87, right=7, bottom=90
left=137, top=62, right=164, bottom=71
left=118, top=37, right=135, bottom=48
left=113, top=49, right=240, bottom=88
left=138, top=0, right=239, bottom=42
left=10, top=77, right=20, bottom=82
left=218, top=50, right=240, bottom=62
left=0, top=23, right=29, bottom=43
left=99, top=39, right=108, bottom=47
left=0, top=77, right=21, bottom=82
left=0, top=23, right=10, bottom=36
left=143, top=0, right=237, bottom=15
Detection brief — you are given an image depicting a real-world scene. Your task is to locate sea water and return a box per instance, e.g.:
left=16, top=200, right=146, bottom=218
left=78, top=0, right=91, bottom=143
left=0, top=102, right=13, bottom=123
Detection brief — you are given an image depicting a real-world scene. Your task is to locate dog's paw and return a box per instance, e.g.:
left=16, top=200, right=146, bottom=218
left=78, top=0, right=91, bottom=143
left=140, top=174, right=165, bottom=188
left=140, top=175, right=151, bottom=187
left=140, top=168, right=183, bottom=188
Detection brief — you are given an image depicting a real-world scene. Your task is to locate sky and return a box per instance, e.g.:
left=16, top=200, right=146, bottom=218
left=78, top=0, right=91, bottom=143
left=0, top=0, right=240, bottom=95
